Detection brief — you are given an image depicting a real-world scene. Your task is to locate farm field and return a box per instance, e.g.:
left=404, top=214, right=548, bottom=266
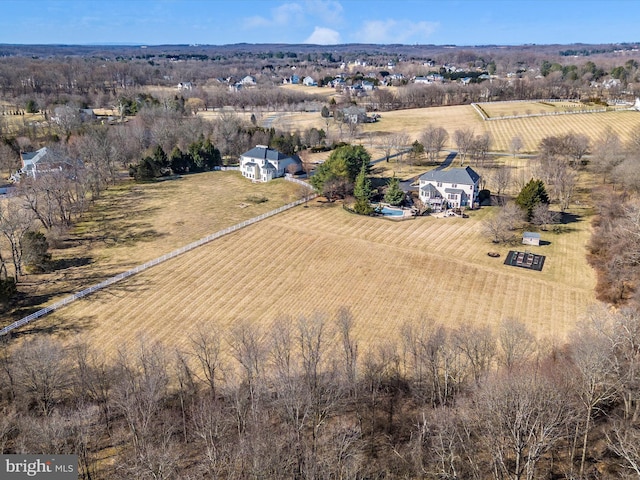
left=229, top=104, right=640, bottom=154
left=485, top=109, right=640, bottom=152
left=476, top=100, right=625, bottom=118
left=3, top=172, right=302, bottom=321
left=40, top=198, right=596, bottom=356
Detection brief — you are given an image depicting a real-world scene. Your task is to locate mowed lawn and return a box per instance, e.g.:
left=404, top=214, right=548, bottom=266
left=42, top=198, right=596, bottom=355
left=5, top=172, right=302, bottom=319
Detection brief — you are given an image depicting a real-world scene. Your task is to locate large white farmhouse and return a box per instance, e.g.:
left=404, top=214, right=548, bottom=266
left=239, top=145, right=301, bottom=182
left=418, top=166, right=481, bottom=211
left=12, top=146, right=83, bottom=182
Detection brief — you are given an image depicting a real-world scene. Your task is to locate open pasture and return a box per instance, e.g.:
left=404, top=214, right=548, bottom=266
left=485, top=110, right=640, bottom=152
left=477, top=100, right=622, bottom=119
left=41, top=199, right=596, bottom=355
left=4, top=172, right=301, bottom=319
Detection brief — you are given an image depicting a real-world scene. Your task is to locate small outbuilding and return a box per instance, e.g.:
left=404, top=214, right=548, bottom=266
left=522, top=232, right=541, bottom=246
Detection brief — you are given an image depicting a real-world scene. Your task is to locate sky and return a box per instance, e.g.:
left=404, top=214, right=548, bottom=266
left=1, top=0, right=639, bottom=46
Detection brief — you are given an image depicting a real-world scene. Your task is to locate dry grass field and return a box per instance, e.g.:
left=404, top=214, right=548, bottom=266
left=38, top=193, right=596, bottom=355
left=5, top=172, right=301, bottom=318
left=485, top=110, right=640, bottom=152
left=477, top=100, right=623, bottom=118
left=239, top=105, right=640, bottom=154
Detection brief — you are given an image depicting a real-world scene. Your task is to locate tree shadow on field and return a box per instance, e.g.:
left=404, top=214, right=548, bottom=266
left=5, top=314, right=97, bottom=340
left=545, top=212, right=582, bottom=234
left=49, top=256, right=93, bottom=271
left=7, top=274, right=149, bottom=323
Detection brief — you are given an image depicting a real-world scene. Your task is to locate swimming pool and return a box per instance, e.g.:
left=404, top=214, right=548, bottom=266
left=379, top=206, right=404, bottom=217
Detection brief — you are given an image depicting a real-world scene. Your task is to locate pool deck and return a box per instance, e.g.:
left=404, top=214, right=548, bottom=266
left=374, top=204, right=417, bottom=219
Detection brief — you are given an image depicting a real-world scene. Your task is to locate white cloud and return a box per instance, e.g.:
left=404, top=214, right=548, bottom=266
left=244, top=1, right=343, bottom=31
left=305, top=26, right=341, bottom=44
left=355, top=19, right=439, bottom=44
left=305, top=0, right=344, bottom=25
left=244, top=2, right=305, bottom=29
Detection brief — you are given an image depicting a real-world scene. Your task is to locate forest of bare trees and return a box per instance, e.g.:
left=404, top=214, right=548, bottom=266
left=2, top=307, right=640, bottom=479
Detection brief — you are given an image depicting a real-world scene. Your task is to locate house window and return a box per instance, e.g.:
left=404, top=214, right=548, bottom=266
left=451, top=184, right=457, bottom=188
left=437, top=182, right=442, bottom=187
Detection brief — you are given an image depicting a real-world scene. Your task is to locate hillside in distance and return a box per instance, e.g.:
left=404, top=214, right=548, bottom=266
left=0, top=42, right=638, bottom=59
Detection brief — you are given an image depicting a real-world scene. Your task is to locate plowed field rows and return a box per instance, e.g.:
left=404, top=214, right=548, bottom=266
left=478, top=101, right=614, bottom=118
left=44, top=201, right=596, bottom=354
left=243, top=105, right=640, bottom=155
left=485, top=110, right=640, bottom=152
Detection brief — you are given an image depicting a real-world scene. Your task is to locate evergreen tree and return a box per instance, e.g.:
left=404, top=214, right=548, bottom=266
left=169, top=146, right=188, bottom=174
left=22, top=231, right=51, bottom=273
left=310, top=144, right=370, bottom=197
left=200, top=138, right=222, bottom=170
left=384, top=175, right=405, bottom=206
left=410, top=140, right=425, bottom=163
left=515, top=179, right=549, bottom=221
left=25, top=99, right=38, bottom=113
left=353, top=163, right=374, bottom=215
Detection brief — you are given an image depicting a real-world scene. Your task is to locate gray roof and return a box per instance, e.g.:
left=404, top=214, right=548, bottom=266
left=523, top=232, right=541, bottom=238
left=419, top=166, right=480, bottom=186
left=22, top=147, right=49, bottom=163
left=420, top=183, right=442, bottom=196
left=444, top=188, right=465, bottom=195
left=241, top=146, right=300, bottom=164
left=342, top=106, right=366, bottom=115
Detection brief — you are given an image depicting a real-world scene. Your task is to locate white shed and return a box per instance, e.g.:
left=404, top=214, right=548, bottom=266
left=522, top=232, right=541, bottom=246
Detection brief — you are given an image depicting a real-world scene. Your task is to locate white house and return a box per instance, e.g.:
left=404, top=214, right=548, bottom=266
left=302, top=76, right=317, bottom=86
left=240, top=75, right=256, bottom=86
left=240, top=145, right=302, bottom=182
left=12, top=146, right=83, bottom=182
left=418, top=166, right=481, bottom=211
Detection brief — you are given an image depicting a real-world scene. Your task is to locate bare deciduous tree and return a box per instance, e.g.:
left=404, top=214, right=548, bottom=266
left=483, top=203, right=526, bottom=244
left=190, top=322, right=224, bottom=399
left=531, top=203, right=560, bottom=231
left=590, top=127, right=625, bottom=184
left=421, top=124, right=449, bottom=164
left=509, top=135, right=524, bottom=157
left=475, top=367, right=574, bottom=480
left=454, top=128, right=474, bottom=165
left=14, top=336, right=71, bottom=416
left=0, top=199, right=34, bottom=278
left=497, top=317, right=537, bottom=372
left=570, top=314, right=621, bottom=478
left=452, top=325, right=496, bottom=385
left=491, top=165, right=512, bottom=196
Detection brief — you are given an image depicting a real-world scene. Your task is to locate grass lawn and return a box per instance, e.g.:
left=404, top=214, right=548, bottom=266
left=4, top=171, right=302, bottom=322
left=34, top=195, right=596, bottom=356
